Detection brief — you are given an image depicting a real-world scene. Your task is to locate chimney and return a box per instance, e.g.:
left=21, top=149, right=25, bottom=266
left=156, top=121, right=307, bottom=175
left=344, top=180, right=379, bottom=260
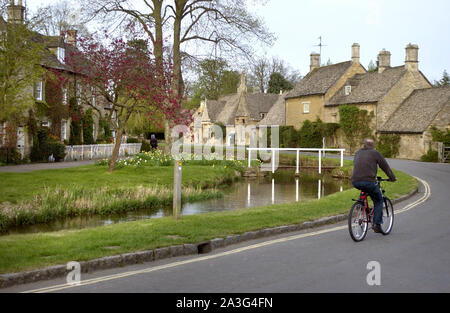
left=405, top=43, right=419, bottom=71
left=352, top=43, right=360, bottom=64
left=310, top=52, right=320, bottom=72
left=7, top=0, right=25, bottom=24
left=66, top=29, right=78, bottom=46
left=378, top=49, right=391, bottom=73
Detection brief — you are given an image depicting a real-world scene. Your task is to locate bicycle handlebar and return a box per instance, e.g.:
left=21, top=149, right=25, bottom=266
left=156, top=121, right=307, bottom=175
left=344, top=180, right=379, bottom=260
left=377, top=177, right=392, bottom=182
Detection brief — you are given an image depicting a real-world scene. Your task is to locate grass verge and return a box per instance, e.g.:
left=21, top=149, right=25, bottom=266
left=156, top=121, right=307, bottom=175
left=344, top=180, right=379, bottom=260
left=0, top=168, right=417, bottom=274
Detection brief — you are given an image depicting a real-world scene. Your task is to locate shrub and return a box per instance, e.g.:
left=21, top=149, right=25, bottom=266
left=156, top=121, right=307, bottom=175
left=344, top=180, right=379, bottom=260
left=82, top=108, right=94, bottom=145
left=30, top=127, right=66, bottom=162
left=421, top=150, right=439, bottom=163
left=0, top=147, right=22, bottom=164
left=140, top=140, right=151, bottom=152
left=45, top=140, right=66, bottom=162
left=298, top=120, right=322, bottom=148
left=377, top=134, right=401, bottom=158
left=127, top=137, right=140, bottom=144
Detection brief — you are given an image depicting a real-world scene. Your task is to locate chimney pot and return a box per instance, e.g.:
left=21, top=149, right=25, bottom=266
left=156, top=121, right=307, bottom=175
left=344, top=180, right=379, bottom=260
left=378, top=49, right=391, bottom=73
left=405, top=43, right=419, bottom=71
left=352, top=43, right=360, bottom=64
left=310, top=53, right=321, bottom=72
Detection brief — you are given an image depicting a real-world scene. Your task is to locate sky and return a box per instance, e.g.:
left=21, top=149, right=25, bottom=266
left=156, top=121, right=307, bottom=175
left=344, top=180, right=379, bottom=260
left=23, top=0, right=450, bottom=83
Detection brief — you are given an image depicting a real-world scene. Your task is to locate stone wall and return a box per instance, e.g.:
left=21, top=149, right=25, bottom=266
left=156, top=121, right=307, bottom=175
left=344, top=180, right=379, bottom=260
left=378, top=70, right=431, bottom=128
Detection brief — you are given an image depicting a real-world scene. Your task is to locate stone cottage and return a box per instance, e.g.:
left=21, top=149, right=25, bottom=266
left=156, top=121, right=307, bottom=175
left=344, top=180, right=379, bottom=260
left=0, top=1, right=113, bottom=159
left=378, top=85, right=450, bottom=160
left=284, top=44, right=366, bottom=128
left=192, top=72, right=281, bottom=146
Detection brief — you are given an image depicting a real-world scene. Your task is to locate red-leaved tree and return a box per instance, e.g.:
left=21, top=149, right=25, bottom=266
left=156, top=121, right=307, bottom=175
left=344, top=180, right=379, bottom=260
left=52, top=25, right=191, bottom=172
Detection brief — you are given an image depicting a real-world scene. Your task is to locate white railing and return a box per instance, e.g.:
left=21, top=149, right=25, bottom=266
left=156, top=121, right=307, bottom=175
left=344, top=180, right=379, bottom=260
left=247, top=148, right=346, bottom=174
left=64, top=143, right=142, bottom=161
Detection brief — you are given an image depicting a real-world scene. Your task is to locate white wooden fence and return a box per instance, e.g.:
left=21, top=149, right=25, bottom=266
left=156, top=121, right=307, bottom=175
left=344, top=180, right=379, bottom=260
left=64, top=143, right=142, bottom=161
left=248, top=148, right=346, bottom=174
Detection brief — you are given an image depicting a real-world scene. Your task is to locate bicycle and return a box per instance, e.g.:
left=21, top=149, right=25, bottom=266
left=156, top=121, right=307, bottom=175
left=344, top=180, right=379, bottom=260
left=348, top=177, right=394, bottom=242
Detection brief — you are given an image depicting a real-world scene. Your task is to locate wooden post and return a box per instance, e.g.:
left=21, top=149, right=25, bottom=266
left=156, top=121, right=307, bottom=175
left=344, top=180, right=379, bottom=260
left=173, top=160, right=182, bottom=220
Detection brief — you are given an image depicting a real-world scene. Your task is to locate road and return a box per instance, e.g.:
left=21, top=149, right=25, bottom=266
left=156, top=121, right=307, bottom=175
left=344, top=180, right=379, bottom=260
left=2, top=158, right=450, bottom=293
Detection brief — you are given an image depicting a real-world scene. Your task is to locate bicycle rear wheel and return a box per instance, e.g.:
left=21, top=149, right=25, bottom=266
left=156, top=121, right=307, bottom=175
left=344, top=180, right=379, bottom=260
left=348, top=202, right=369, bottom=242
left=381, top=198, right=394, bottom=235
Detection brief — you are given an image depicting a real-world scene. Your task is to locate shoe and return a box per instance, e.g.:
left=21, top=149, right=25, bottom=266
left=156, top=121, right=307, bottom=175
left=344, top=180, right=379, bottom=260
left=373, top=224, right=383, bottom=234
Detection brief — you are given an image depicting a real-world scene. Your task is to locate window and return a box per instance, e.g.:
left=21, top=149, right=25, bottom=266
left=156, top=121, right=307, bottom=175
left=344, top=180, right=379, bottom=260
left=62, top=88, right=68, bottom=105
left=91, top=87, right=96, bottom=106
left=0, top=122, right=5, bottom=146
left=77, top=83, right=82, bottom=99
left=260, top=113, right=267, bottom=119
left=345, top=85, right=352, bottom=96
left=303, top=102, right=310, bottom=114
left=61, top=120, right=67, bottom=141
left=35, top=81, right=43, bottom=101
left=57, top=47, right=65, bottom=64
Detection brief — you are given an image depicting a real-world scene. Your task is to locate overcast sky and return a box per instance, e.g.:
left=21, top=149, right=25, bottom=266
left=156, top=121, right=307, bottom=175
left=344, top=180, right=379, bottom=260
left=24, top=0, right=450, bottom=82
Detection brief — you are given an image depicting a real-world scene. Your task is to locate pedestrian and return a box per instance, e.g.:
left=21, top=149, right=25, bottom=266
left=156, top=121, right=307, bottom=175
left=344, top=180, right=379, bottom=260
left=150, top=134, right=158, bottom=151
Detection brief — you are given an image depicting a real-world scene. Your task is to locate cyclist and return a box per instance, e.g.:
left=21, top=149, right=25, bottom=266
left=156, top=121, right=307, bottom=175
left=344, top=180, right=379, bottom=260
left=352, top=138, right=397, bottom=233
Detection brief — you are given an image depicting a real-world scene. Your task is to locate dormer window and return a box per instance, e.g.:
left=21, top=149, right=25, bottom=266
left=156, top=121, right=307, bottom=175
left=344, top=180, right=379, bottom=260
left=260, top=113, right=267, bottom=119
left=345, top=85, right=352, bottom=96
left=57, top=47, right=65, bottom=64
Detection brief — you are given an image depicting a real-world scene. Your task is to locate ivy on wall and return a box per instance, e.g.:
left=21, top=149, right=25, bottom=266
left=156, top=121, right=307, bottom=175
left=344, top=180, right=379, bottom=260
left=377, top=134, right=401, bottom=158
left=339, top=105, right=374, bottom=153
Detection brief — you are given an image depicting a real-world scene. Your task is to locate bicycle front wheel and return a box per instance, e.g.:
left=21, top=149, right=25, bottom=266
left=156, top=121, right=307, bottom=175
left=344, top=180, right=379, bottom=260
left=381, top=198, right=394, bottom=235
left=348, top=202, right=369, bottom=242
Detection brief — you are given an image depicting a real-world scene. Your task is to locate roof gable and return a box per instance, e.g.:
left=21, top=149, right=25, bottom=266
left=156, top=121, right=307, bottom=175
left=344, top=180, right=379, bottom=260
left=286, top=61, right=353, bottom=99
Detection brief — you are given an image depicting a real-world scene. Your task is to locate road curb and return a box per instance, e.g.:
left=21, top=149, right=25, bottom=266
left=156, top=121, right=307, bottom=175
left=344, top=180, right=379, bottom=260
left=0, top=187, right=419, bottom=290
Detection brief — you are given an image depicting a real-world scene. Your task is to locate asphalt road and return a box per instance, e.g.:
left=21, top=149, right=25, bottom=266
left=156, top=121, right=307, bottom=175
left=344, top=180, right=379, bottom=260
left=3, top=158, right=450, bottom=293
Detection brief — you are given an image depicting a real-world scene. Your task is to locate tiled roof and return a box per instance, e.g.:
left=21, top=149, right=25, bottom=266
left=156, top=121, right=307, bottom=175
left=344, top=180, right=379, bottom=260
left=379, top=86, right=450, bottom=133
left=327, top=66, right=407, bottom=106
left=285, top=61, right=353, bottom=99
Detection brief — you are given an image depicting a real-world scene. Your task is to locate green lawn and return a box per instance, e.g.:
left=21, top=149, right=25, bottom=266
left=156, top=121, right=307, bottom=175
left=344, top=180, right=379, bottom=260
left=0, top=167, right=417, bottom=274
left=0, top=165, right=238, bottom=204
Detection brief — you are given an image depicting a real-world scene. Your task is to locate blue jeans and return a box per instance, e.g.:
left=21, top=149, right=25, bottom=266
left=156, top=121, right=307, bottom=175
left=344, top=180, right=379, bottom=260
left=352, top=181, right=384, bottom=225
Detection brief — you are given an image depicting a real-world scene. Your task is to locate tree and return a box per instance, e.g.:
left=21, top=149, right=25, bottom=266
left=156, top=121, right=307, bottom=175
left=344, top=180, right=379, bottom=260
left=0, top=16, right=46, bottom=125
left=192, top=58, right=240, bottom=101
left=434, top=70, right=449, bottom=87
left=33, top=0, right=90, bottom=37
left=52, top=26, right=187, bottom=172
left=368, top=60, right=378, bottom=73
left=249, top=56, right=301, bottom=93
left=267, top=72, right=293, bottom=94
left=84, top=0, right=274, bottom=153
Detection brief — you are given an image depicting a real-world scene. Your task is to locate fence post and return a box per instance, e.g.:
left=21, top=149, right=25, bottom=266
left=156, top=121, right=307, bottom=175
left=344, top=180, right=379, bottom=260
left=318, top=150, right=322, bottom=174
left=296, top=150, right=300, bottom=174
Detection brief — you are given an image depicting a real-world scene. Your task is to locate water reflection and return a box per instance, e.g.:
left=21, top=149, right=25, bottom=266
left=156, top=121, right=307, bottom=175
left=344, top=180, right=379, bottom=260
left=6, top=172, right=352, bottom=235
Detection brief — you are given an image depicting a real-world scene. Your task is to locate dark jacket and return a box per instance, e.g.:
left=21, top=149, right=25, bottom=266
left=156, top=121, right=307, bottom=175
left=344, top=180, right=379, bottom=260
left=351, top=148, right=396, bottom=183
left=150, top=137, right=158, bottom=149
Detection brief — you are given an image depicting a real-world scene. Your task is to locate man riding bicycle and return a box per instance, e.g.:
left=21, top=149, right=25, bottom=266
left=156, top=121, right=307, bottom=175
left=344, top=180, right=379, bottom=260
left=352, top=139, right=396, bottom=233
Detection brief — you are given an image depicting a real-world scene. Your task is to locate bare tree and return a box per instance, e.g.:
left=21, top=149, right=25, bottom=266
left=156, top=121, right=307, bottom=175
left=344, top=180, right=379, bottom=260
left=249, top=56, right=301, bottom=93
left=32, top=0, right=90, bottom=37
left=82, top=0, right=274, bottom=153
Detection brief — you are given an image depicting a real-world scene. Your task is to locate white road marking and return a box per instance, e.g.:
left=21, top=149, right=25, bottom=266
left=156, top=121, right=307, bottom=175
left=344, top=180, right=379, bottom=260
left=23, top=176, right=431, bottom=293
